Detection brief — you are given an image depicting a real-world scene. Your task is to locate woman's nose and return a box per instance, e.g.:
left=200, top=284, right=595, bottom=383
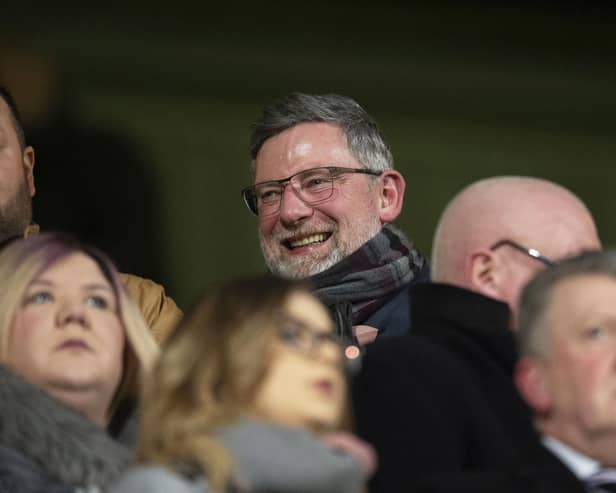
left=56, top=300, right=89, bottom=329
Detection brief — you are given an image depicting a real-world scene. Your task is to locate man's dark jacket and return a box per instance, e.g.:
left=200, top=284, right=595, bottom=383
left=412, top=442, right=587, bottom=493
left=353, top=283, right=540, bottom=492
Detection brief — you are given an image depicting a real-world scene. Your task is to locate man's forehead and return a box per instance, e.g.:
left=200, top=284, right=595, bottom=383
left=0, top=97, right=10, bottom=117
left=549, top=274, right=616, bottom=325
left=255, top=123, right=356, bottom=181
left=0, top=99, right=14, bottom=133
left=505, top=203, right=599, bottom=260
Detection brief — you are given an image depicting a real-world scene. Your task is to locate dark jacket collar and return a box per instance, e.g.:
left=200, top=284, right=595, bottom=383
left=409, top=282, right=517, bottom=371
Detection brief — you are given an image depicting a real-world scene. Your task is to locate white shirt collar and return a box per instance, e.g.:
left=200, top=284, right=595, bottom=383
left=542, top=435, right=601, bottom=480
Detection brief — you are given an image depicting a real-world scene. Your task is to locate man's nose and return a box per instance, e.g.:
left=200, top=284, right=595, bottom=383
left=278, top=185, right=314, bottom=226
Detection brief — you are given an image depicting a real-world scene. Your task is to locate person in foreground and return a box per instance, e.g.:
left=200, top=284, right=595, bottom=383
left=111, top=276, right=376, bottom=493
left=415, top=250, right=616, bottom=493
left=242, top=93, right=429, bottom=343
left=0, top=85, right=181, bottom=343
left=353, top=176, right=601, bottom=492
left=0, top=233, right=159, bottom=492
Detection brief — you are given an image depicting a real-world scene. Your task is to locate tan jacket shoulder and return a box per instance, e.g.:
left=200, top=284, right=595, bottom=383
left=119, top=273, right=182, bottom=344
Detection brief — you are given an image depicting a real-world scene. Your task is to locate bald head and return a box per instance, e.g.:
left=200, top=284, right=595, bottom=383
left=431, top=176, right=600, bottom=315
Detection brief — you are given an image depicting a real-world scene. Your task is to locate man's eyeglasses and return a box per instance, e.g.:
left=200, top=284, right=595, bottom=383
left=277, top=314, right=340, bottom=359
left=489, top=239, right=555, bottom=267
left=241, top=166, right=383, bottom=217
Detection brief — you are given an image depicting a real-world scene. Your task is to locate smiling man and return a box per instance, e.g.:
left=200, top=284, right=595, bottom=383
left=243, top=93, right=429, bottom=342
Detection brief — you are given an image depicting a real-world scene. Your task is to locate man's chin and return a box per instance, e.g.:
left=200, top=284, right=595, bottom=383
left=265, top=252, right=341, bottom=280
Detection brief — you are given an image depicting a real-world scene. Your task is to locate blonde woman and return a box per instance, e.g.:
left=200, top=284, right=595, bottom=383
left=113, top=276, right=375, bottom=493
left=0, top=233, right=159, bottom=492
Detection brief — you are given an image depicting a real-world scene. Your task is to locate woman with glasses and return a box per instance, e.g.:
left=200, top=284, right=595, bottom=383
left=0, top=233, right=159, bottom=492
left=112, top=276, right=375, bottom=493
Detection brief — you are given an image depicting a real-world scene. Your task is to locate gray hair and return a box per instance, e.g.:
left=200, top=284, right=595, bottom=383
left=249, top=93, right=393, bottom=175
left=517, top=249, right=616, bottom=358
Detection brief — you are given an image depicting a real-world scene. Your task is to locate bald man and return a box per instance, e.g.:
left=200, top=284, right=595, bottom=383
left=353, top=176, right=601, bottom=493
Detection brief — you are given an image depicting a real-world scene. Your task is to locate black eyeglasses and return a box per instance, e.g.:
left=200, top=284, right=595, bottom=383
left=277, top=314, right=340, bottom=359
left=490, top=239, right=555, bottom=267
left=241, top=166, right=383, bottom=217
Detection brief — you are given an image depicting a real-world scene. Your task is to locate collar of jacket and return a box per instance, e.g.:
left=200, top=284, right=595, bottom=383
left=0, top=364, right=131, bottom=489
left=409, top=282, right=517, bottom=371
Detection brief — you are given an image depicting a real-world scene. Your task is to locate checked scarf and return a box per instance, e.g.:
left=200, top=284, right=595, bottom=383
left=309, top=224, right=427, bottom=338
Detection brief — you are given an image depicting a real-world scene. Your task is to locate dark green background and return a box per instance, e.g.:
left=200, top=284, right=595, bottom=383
left=4, top=2, right=615, bottom=307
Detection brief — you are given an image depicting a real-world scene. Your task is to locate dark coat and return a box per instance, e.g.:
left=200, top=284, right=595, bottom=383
left=353, top=283, right=539, bottom=493
left=413, top=442, right=587, bottom=493
left=0, top=365, right=131, bottom=493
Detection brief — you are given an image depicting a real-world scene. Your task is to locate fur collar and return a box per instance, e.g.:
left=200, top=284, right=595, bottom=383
left=0, top=364, right=131, bottom=489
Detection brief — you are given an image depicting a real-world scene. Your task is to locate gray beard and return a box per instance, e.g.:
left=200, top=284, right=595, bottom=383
left=260, top=218, right=382, bottom=280
left=262, top=241, right=345, bottom=279
left=0, top=178, right=32, bottom=243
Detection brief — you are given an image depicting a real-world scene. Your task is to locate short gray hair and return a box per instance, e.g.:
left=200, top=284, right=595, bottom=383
left=517, top=250, right=615, bottom=358
left=249, top=93, right=393, bottom=175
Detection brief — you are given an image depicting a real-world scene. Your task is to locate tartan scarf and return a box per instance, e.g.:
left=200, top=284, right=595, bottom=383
left=309, top=224, right=427, bottom=329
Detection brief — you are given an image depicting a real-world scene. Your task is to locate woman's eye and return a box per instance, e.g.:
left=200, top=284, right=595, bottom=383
left=85, top=295, right=109, bottom=309
left=280, top=325, right=302, bottom=342
left=317, top=332, right=339, bottom=345
left=26, top=291, right=53, bottom=304
left=586, top=326, right=609, bottom=339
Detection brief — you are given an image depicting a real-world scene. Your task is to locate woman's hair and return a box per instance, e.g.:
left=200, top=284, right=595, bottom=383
left=137, top=275, right=322, bottom=491
left=0, top=233, right=159, bottom=422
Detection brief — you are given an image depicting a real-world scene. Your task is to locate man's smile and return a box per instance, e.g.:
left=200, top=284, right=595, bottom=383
left=285, top=233, right=332, bottom=250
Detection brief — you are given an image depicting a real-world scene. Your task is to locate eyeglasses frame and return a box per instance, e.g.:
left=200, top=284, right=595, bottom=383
left=241, top=166, right=383, bottom=216
left=276, top=312, right=341, bottom=360
left=489, top=239, right=555, bottom=267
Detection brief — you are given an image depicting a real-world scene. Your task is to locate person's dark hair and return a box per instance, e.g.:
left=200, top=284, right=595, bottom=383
left=517, top=249, right=614, bottom=358
left=0, top=86, right=26, bottom=150
left=249, top=93, right=393, bottom=175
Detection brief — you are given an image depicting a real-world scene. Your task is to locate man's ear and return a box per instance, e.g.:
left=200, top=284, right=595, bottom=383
left=23, top=145, right=36, bottom=197
left=377, top=170, right=405, bottom=223
left=467, top=249, right=501, bottom=298
left=515, top=357, right=552, bottom=414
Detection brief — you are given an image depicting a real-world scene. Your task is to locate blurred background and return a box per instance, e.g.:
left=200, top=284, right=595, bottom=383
left=2, top=1, right=614, bottom=308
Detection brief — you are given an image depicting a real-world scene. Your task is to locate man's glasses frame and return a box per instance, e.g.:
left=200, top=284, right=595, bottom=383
left=489, top=239, right=555, bottom=267
left=241, top=166, right=383, bottom=217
